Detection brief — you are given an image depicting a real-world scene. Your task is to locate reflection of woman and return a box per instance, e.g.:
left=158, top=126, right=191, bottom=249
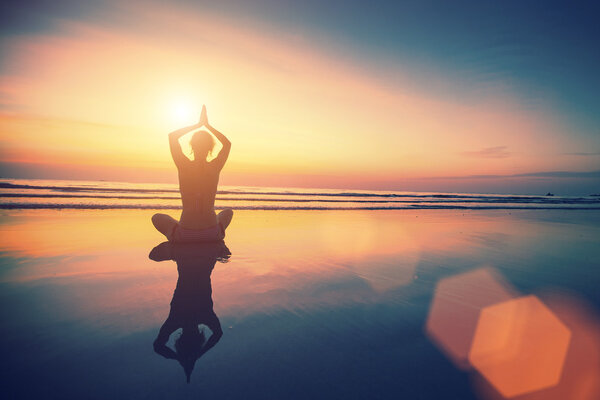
left=149, top=241, right=231, bottom=383
left=152, top=105, right=233, bottom=242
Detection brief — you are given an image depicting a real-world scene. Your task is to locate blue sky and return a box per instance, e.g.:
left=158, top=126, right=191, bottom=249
left=3, top=0, right=599, bottom=134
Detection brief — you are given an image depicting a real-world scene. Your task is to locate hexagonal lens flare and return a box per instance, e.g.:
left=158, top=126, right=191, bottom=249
left=425, top=267, right=518, bottom=369
left=468, top=295, right=571, bottom=398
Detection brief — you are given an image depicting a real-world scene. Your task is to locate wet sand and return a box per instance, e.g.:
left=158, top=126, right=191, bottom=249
left=1, top=209, right=599, bottom=399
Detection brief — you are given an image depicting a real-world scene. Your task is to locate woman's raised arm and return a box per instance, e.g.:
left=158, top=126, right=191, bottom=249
left=168, top=123, right=200, bottom=167
left=201, top=106, right=231, bottom=170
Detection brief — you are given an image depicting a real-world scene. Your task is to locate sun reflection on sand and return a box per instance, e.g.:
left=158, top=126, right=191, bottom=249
left=0, top=209, right=496, bottom=330
left=0, top=210, right=157, bottom=258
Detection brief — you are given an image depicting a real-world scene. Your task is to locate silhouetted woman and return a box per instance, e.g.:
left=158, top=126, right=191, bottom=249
left=149, top=240, right=231, bottom=383
left=152, top=105, right=233, bottom=242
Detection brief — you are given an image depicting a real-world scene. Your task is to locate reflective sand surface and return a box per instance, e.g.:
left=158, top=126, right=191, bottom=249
left=1, top=209, right=599, bottom=399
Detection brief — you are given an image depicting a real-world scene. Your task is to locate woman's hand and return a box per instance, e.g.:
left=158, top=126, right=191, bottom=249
left=199, top=105, right=208, bottom=126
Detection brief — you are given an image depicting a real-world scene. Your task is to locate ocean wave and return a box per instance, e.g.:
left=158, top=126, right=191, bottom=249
left=2, top=203, right=599, bottom=211
left=1, top=192, right=598, bottom=205
left=2, top=179, right=599, bottom=210
left=1, top=181, right=580, bottom=201
left=0, top=182, right=178, bottom=194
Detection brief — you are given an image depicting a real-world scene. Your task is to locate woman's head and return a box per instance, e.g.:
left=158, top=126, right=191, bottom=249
left=175, top=326, right=206, bottom=383
left=190, top=130, right=215, bottom=161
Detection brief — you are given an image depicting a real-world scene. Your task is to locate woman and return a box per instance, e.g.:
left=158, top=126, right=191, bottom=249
left=149, top=240, right=231, bottom=383
left=152, top=105, right=233, bottom=242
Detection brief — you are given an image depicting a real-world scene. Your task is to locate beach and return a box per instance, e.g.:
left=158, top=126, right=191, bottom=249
left=1, top=207, right=599, bottom=399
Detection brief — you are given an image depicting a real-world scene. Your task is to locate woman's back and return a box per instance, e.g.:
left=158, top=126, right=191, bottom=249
left=177, top=160, right=220, bottom=229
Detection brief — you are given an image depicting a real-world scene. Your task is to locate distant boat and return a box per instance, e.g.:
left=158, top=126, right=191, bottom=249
left=546, top=192, right=554, bottom=196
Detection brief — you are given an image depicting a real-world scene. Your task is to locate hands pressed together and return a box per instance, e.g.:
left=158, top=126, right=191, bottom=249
left=199, top=104, right=209, bottom=127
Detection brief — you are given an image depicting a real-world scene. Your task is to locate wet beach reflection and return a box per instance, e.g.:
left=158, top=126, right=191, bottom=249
left=149, top=240, right=231, bottom=383
left=1, top=209, right=599, bottom=399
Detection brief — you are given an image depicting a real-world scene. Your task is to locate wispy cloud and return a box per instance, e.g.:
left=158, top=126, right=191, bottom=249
left=430, top=170, right=600, bottom=180
left=562, top=152, right=600, bottom=156
left=460, top=146, right=510, bottom=158
left=514, top=170, right=600, bottom=178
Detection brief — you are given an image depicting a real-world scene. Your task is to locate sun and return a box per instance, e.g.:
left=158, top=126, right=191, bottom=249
left=167, top=98, right=199, bottom=128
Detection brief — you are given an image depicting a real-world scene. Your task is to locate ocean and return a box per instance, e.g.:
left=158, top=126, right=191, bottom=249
left=1, top=178, right=599, bottom=210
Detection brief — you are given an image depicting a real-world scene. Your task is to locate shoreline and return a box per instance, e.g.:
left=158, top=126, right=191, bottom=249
left=2, top=204, right=600, bottom=210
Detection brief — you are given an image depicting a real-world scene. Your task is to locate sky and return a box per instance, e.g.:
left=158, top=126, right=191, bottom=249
left=0, top=0, right=599, bottom=194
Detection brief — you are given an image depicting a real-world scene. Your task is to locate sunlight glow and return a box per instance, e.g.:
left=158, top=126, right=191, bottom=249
left=167, top=98, right=199, bottom=128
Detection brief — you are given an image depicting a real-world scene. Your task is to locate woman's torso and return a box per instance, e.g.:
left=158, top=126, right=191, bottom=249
left=169, top=262, right=216, bottom=326
left=177, top=161, right=220, bottom=229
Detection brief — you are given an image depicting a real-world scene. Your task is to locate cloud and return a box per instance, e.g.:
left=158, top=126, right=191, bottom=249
left=461, top=146, right=510, bottom=158
left=562, top=152, right=600, bottom=156
left=514, top=170, right=600, bottom=178
left=432, top=170, right=600, bottom=180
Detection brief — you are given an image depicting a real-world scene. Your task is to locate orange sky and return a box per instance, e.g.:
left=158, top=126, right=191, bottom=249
left=0, top=1, right=598, bottom=193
